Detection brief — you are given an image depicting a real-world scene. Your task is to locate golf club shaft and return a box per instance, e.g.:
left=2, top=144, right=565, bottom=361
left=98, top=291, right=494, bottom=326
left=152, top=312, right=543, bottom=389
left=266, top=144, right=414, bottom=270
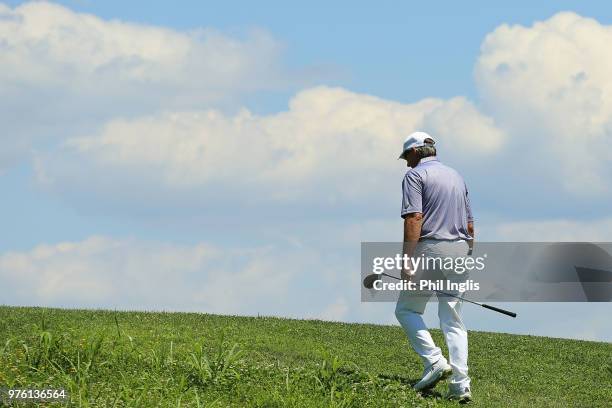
left=379, top=273, right=517, bottom=318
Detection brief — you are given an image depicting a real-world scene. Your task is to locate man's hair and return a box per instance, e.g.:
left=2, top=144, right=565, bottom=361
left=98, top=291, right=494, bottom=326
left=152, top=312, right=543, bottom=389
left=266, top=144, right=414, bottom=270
left=414, top=138, right=436, bottom=159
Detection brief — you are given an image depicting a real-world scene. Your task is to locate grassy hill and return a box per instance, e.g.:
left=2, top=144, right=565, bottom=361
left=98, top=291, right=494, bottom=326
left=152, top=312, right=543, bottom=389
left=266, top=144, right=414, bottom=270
left=0, top=306, right=610, bottom=407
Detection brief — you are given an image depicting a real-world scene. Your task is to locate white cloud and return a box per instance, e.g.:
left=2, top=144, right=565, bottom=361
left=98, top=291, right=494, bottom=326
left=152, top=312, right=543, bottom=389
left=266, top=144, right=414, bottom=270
left=0, top=2, right=284, bottom=92
left=0, top=236, right=299, bottom=314
left=0, top=234, right=382, bottom=322
left=421, top=96, right=503, bottom=154
left=35, top=86, right=504, bottom=209
left=0, top=236, right=202, bottom=306
left=0, top=1, right=289, bottom=170
left=475, top=12, right=612, bottom=194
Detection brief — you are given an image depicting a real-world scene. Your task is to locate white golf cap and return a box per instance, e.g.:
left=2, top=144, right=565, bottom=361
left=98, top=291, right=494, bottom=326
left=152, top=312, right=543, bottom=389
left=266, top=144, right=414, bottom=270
left=398, top=131, right=435, bottom=159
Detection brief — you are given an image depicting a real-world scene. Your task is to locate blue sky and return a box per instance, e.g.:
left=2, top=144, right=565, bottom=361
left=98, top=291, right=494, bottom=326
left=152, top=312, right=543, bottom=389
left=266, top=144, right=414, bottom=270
left=0, top=1, right=611, bottom=341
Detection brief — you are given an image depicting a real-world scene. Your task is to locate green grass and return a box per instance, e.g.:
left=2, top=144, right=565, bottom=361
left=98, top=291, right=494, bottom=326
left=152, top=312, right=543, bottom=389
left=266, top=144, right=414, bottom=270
left=0, top=306, right=610, bottom=407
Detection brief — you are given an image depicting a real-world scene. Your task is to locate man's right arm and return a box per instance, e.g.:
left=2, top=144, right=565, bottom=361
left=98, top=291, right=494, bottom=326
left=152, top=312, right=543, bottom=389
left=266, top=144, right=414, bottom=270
left=465, top=182, right=474, bottom=254
left=401, top=170, right=424, bottom=278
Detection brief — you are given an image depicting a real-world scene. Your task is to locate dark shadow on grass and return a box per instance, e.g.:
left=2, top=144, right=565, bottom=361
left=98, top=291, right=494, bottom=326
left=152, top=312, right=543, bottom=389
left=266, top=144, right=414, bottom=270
left=336, top=368, right=450, bottom=402
left=418, top=388, right=443, bottom=399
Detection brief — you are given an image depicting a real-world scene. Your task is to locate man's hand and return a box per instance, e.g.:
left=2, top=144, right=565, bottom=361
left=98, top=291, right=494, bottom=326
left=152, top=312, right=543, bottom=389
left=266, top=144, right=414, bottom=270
left=401, top=266, right=413, bottom=282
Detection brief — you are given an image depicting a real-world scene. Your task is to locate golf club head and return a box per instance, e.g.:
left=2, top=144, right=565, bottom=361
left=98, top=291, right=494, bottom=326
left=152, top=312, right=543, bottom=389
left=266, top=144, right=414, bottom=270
left=363, top=273, right=381, bottom=289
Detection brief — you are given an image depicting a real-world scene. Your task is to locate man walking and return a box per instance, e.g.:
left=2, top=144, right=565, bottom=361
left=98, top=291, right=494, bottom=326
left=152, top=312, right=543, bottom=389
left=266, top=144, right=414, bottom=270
left=395, top=131, right=474, bottom=402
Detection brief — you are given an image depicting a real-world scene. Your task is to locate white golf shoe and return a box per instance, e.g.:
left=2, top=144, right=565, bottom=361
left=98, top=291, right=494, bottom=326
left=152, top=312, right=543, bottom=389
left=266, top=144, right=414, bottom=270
left=413, top=358, right=452, bottom=391
left=445, top=384, right=472, bottom=403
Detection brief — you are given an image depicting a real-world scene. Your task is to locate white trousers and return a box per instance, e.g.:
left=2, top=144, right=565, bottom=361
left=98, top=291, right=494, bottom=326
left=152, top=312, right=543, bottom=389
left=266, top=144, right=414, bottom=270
left=394, top=239, right=470, bottom=388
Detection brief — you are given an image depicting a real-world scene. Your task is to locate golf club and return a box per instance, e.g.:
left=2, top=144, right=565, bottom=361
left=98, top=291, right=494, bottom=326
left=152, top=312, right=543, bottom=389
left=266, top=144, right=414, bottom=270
left=363, top=272, right=517, bottom=318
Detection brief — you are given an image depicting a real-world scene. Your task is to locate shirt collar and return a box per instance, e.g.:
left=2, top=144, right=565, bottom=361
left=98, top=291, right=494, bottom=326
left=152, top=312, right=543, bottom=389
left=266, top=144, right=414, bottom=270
left=419, top=156, right=439, bottom=165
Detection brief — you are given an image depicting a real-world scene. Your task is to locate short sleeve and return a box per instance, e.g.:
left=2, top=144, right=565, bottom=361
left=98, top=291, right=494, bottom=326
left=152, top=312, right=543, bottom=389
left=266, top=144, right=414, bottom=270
left=401, top=171, right=423, bottom=218
left=465, top=184, right=474, bottom=222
